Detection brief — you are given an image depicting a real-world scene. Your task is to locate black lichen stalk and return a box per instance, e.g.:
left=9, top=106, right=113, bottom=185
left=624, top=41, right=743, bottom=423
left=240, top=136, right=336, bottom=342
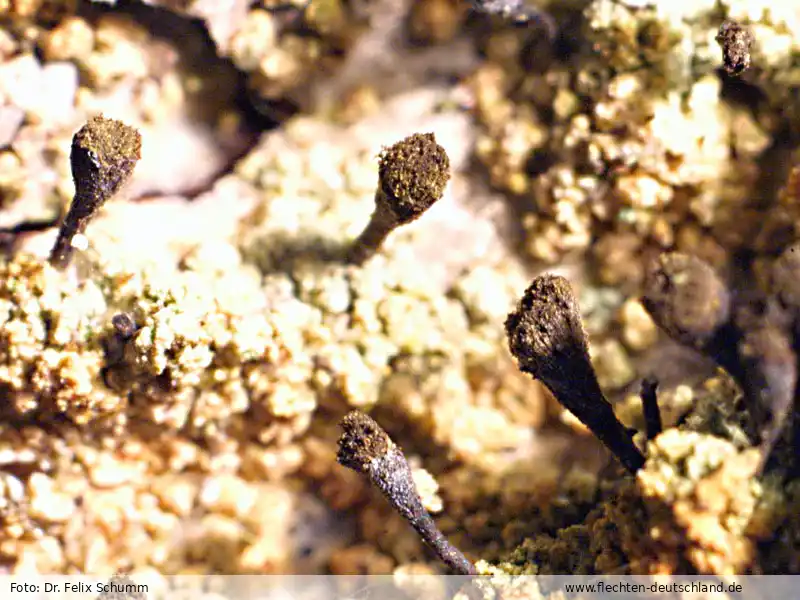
left=0, top=213, right=61, bottom=256
left=49, top=115, right=142, bottom=270
left=505, top=275, right=645, bottom=474
left=640, top=377, right=662, bottom=441
left=337, top=410, right=476, bottom=575
left=346, top=132, right=450, bottom=265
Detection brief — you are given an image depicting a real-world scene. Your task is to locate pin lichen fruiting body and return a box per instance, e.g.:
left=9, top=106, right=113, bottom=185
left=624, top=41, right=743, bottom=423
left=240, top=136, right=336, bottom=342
left=337, top=410, right=476, bottom=575
left=644, top=252, right=798, bottom=470
left=346, top=132, right=450, bottom=265
left=642, top=252, right=742, bottom=380
left=49, top=115, right=142, bottom=269
left=505, top=274, right=645, bottom=473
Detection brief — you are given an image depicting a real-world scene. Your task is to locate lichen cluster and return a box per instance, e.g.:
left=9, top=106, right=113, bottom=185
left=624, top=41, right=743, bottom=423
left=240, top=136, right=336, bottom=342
left=0, top=97, right=551, bottom=574
left=1, top=0, right=800, bottom=582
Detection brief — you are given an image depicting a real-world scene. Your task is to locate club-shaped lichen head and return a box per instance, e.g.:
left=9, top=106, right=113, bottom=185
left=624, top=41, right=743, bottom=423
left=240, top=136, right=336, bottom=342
left=49, top=115, right=142, bottom=269
left=505, top=274, right=646, bottom=473
left=70, top=115, right=142, bottom=211
left=504, top=274, right=590, bottom=387
left=346, top=132, right=451, bottom=265
left=642, top=252, right=731, bottom=351
left=377, top=132, right=450, bottom=226
left=337, top=410, right=393, bottom=473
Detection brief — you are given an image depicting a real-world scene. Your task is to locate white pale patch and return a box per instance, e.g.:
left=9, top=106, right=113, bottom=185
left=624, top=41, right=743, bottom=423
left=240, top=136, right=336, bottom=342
left=70, top=233, right=89, bottom=251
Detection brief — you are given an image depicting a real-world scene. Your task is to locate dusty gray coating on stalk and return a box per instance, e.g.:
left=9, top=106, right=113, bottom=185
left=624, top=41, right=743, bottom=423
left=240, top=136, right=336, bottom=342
left=505, top=274, right=645, bottom=473
left=772, top=243, right=800, bottom=316
left=337, top=410, right=476, bottom=575
left=346, top=133, right=450, bottom=265
left=49, top=115, right=142, bottom=269
left=738, top=324, right=797, bottom=467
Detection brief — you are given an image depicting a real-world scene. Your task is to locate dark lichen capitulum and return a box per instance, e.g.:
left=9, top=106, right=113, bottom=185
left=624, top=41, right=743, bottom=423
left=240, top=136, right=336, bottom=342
left=505, top=274, right=645, bottom=474
left=641, top=252, right=744, bottom=382
left=111, top=312, right=138, bottom=341
left=337, top=409, right=392, bottom=473
left=642, top=252, right=732, bottom=352
left=49, top=115, right=142, bottom=270
left=337, top=410, right=476, bottom=575
left=346, top=132, right=450, bottom=265
left=716, top=20, right=754, bottom=76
